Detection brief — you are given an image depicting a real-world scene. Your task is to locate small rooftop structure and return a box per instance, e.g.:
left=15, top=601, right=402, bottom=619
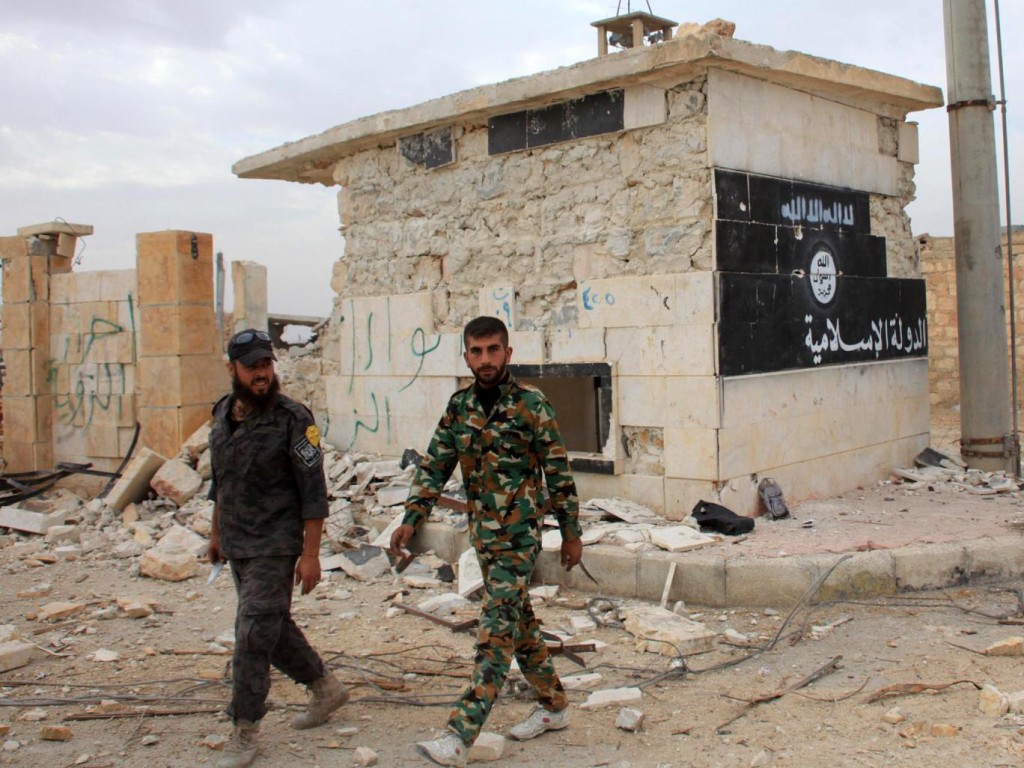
left=591, top=10, right=678, bottom=56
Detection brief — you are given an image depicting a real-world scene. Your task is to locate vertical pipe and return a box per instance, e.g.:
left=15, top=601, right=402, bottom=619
left=992, top=0, right=1020, bottom=476
left=943, top=0, right=1014, bottom=471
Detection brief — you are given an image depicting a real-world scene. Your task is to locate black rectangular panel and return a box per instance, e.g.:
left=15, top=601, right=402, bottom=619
left=719, top=273, right=928, bottom=375
left=714, top=169, right=750, bottom=222
left=488, top=111, right=528, bottom=155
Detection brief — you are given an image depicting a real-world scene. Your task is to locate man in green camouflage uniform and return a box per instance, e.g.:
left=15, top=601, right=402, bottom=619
left=390, top=316, right=583, bottom=767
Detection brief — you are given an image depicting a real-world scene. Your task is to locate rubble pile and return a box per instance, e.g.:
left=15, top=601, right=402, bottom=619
left=890, top=447, right=1022, bottom=496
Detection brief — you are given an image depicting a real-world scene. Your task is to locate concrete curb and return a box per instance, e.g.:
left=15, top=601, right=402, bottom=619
left=403, top=521, right=1024, bottom=608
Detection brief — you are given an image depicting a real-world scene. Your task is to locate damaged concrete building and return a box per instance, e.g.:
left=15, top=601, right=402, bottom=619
left=234, top=19, right=944, bottom=518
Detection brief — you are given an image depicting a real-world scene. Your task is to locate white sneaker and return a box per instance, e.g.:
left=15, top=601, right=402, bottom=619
left=508, top=706, right=571, bottom=740
left=415, top=731, right=468, bottom=767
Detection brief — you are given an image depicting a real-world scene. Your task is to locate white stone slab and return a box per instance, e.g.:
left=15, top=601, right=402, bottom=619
left=0, top=641, right=36, bottom=673
left=541, top=529, right=563, bottom=552
left=370, top=512, right=406, bottom=548
left=581, top=687, right=643, bottom=710
left=458, top=548, right=484, bottom=597
left=0, top=507, right=69, bottom=535
left=623, top=606, right=716, bottom=657
left=649, top=525, right=716, bottom=553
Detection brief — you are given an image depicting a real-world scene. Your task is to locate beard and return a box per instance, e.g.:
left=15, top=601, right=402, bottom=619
left=472, top=362, right=508, bottom=388
left=232, top=373, right=280, bottom=414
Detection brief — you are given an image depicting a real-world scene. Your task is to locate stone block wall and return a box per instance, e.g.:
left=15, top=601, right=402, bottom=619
left=48, top=268, right=139, bottom=467
left=323, top=66, right=932, bottom=517
left=1, top=227, right=225, bottom=474
left=920, top=229, right=1024, bottom=415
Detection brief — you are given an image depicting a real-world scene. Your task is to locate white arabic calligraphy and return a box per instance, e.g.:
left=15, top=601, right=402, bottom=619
left=781, top=196, right=855, bottom=227
left=803, top=314, right=927, bottom=365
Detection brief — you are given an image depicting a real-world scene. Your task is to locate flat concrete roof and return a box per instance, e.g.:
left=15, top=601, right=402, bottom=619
left=234, top=31, right=944, bottom=186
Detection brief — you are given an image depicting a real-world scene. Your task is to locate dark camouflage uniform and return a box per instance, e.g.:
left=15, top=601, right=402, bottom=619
left=403, top=375, right=582, bottom=746
left=208, top=392, right=330, bottom=723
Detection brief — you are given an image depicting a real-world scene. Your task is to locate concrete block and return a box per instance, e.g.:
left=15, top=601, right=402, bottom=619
left=663, top=478, right=718, bottom=521
left=615, top=707, right=645, bottom=732
left=104, top=447, right=168, bottom=512
left=893, top=543, right=968, bottom=592
left=623, top=605, right=716, bottom=656
left=44, top=525, right=80, bottom=545
left=467, top=732, right=505, bottom=762
left=138, top=356, right=182, bottom=407
left=414, top=332, right=464, bottom=378
left=725, top=557, right=817, bottom=607
left=37, top=601, right=85, bottom=621
left=650, top=526, right=716, bottom=552
left=605, top=325, right=715, bottom=376
left=231, top=260, right=268, bottom=334
left=181, top=421, right=211, bottom=461
left=548, top=327, right=605, bottom=362
left=624, top=84, right=667, bottom=130
left=98, top=269, right=136, bottom=302
left=509, top=331, right=543, bottom=364
left=536, top=544, right=637, bottom=597
left=139, top=546, right=200, bottom=582
left=581, top=687, right=642, bottom=710
left=478, top=286, right=517, bottom=329
left=577, top=273, right=714, bottom=331
left=898, top=121, right=919, bottom=164
left=136, top=231, right=213, bottom=306
left=576, top=473, right=665, bottom=516
left=964, top=537, right=1024, bottom=580
left=181, top=353, right=228, bottom=405
left=151, top=459, right=202, bottom=506
left=810, top=551, right=897, bottom=603
left=663, top=427, right=719, bottom=480
left=3, top=349, right=31, bottom=396
left=1, top=238, right=30, bottom=303
left=157, top=524, right=208, bottom=558
left=458, top=548, right=484, bottom=597
left=39, top=725, right=73, bottom=741
left=140, top=305, right=218, bottom=357
left=0, top=506, right=69, bottom=535
left=0, top=641, right=36, bottom=673
left=665, top=376, right=721, bottom=429
left=707, top=69, right=898, bottom=196
left=1, top=302, right=30, bottom=349
left=72, top=272, right=103, bottom=303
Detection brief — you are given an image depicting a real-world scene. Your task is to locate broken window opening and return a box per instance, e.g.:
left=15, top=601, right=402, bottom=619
left=509, top=362, right=613, bottom=475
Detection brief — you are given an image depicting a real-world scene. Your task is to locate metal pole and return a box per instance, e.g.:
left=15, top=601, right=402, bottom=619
left=215, top=251, right=225, bottom=347
left=992, top=0, right=1020, bottom=477
left=943, top=0, right=1014, bottom=471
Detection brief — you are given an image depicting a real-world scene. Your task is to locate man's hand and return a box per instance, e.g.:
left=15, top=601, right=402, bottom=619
left=295, top=553, right=321, bottom=595
left=208, top=535, right=223, bottom=564
left=389, top=524, right=415, bottom=557
left=561, top=538, right=583, bottom=571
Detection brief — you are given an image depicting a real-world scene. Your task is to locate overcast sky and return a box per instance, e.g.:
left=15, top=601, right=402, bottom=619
left=1, top=1, right=1020, bottom=315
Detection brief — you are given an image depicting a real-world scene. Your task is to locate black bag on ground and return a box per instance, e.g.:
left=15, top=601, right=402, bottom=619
left=691, top=500, right=755, bottom=535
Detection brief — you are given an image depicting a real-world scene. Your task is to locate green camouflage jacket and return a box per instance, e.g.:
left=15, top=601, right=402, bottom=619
left=402, top=375, right=582, bottom=551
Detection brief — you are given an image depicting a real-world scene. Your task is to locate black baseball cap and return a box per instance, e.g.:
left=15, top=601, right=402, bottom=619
left=228, top=329, right=276, bottom=366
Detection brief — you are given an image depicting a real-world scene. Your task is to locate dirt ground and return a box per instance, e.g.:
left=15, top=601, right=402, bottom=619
left=4, top=412, right=1024, bottom=768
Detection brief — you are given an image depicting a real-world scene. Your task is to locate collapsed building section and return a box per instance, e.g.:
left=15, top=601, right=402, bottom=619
left=235, top=23, right=944, bottom=517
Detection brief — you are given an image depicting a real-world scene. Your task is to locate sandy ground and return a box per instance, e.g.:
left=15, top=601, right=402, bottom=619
left=4, top=410, right=1024, bottom=767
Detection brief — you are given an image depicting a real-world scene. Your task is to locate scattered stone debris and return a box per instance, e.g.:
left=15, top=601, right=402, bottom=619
left=40, top=725, right=74, bottom=741
left=985, top=637, right=1023, bottom=656
left=352, top=746, right=379, bottom=766
left=892, top=448, right=1019, bottom=495
left=615, top=707, right=644, bottom=732
left=623, top=606, right=716, bottom=657
left=978, top=684, right=1010, bottom=716
left=0, top=641, right=36, bottom=673
left=467, top=732, right=505, bottom=762
left=581, top=687, right=643, bottom=710
left=882, top=707, right=905, bottom=724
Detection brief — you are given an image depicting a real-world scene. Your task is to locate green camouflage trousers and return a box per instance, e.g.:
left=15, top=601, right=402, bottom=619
left=446, top=544, right=568, bottom=745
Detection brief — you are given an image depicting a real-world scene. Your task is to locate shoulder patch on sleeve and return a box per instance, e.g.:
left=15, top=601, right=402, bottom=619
left=293, top=436, right=322, bottom=468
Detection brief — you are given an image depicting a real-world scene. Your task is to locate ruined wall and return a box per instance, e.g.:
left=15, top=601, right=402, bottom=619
left=332, top=77, right=712, bottom=331
left=48, top=269, right=139, bottom=469
left=1, top=228, right=225, bottom=475
left=323, top=65, right=932, bottom=517
left=920, top=229, right=1024, bottom=415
